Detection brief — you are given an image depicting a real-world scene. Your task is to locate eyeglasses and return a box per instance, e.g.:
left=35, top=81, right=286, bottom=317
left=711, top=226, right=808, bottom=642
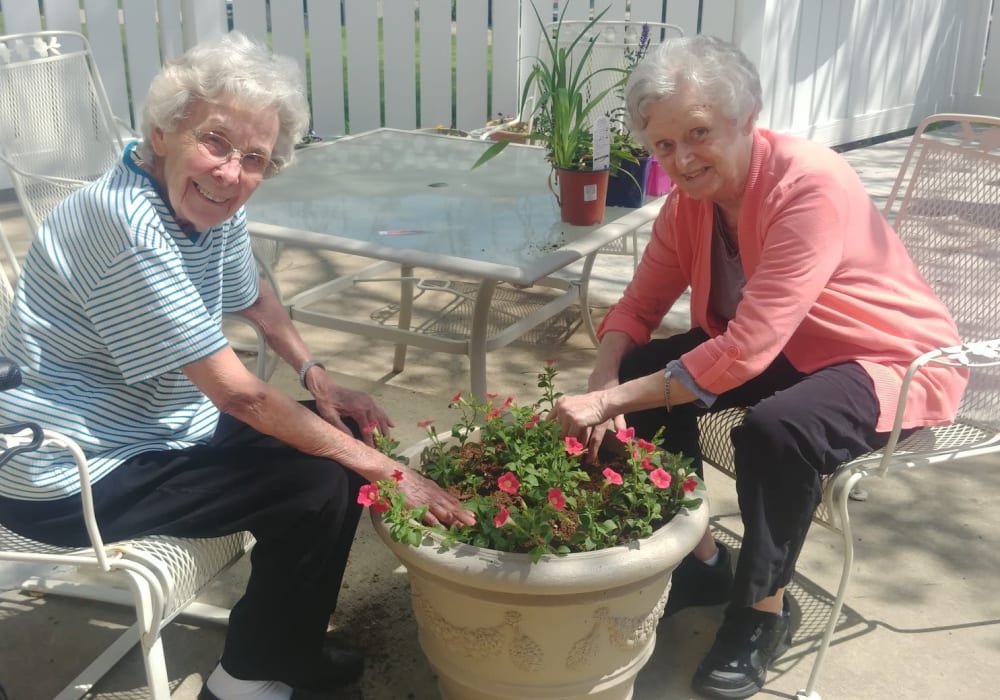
left=192, top=129, right=281, bottom=179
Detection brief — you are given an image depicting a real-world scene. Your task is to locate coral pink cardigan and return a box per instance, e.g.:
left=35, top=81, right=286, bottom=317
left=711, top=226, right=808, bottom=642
left=598, top=128, right=966, bottom=432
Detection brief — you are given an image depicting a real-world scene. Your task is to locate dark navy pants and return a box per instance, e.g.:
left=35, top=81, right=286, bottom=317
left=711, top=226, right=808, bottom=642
left=0, top=402, right=367, bottom=685
left=619, top=329, right=890, bottom=607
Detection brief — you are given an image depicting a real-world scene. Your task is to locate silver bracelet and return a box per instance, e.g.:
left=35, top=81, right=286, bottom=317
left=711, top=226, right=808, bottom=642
left=663, top=368, right=672, bottom=412
left=299, top=359, right=326, bottom=390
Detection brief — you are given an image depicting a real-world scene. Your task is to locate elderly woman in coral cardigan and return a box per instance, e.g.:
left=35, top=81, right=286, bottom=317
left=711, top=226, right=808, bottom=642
left=548, top=35, right=966, bottom=699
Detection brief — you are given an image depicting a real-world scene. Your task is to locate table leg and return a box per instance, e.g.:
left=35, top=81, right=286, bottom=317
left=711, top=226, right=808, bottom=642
left=393, top=265, right=415, bottom=373
left=468, top=279, right=498, bottom=399
left=579, top=252, right=600, bottom=346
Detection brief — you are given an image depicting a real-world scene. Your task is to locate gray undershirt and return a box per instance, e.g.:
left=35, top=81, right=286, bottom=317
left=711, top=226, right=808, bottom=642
left=666, top=205, right=746, bottom=408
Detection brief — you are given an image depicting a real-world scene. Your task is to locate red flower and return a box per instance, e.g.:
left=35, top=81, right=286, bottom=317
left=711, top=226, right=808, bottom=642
left=603, top=468, right=623, bottom=486
left=498, top=471, right=520, bottom=494
left=450, top=392, right=463, bottom=403
left=650, top=468, right=672, bottom=489
left=500, top=396, right=514, bottom=410
left=683, top=476, right=698, bottom=493
left=524, top=414, right=540, bottom=429
left=636, top=438, right=656, bottom=452
left=615, top=426, right=636, bottom=444
left=547, top=487, right=566, bottom=511
left=363, top=421, right=378, bottom=434
left=391, top=469, right=404, bottom=483
left=417, top=419, right=435, bottom=428
left=564, top=436, right=585, bottom=456
left=487, top=408, right=502, bottom=419
left=494, top=507, right=510, bottom=527
left=357, top=483, right=380, bottom=507
left=641, top=457, right=654, bottom=471
left=545, top=357, right=556, bottom=366
left=371, top=500, right=390, bottom=514
left=485, top=392, right=499, bottom=401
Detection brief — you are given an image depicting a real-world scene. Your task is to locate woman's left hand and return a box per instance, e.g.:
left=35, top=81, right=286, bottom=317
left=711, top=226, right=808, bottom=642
left=311, top=377, right=394, bottom=446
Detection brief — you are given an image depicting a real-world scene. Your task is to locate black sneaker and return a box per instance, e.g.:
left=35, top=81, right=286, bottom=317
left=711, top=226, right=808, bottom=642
left=664, top=540, right=734, bottom=616
left=691, top=599, right=792, bottom=699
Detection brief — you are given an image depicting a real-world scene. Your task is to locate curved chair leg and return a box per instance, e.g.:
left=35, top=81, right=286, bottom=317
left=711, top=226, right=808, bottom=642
left=122, top=568, right=172, bottom=700
left=796, top=470, right=864, bottom=700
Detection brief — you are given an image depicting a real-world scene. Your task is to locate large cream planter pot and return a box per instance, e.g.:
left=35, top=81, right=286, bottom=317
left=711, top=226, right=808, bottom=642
left=371, top=484, right=708, bottom=700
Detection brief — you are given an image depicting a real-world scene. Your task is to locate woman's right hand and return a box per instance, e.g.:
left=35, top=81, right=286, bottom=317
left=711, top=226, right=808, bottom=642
left=394, top=467, right=476, bottom=528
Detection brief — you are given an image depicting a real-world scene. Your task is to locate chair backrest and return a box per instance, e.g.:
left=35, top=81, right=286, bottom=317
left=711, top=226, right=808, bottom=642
left=884, top=114, right=1000, bottom=431
left=0, top=31, right=126, bottom=233
left=530, top=20, right=683, bottom=128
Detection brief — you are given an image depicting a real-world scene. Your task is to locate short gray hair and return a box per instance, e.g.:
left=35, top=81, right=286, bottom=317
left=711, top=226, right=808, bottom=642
left=138, top=31, right=309, bottom=171
left=625, top=35, right=762, bottom=148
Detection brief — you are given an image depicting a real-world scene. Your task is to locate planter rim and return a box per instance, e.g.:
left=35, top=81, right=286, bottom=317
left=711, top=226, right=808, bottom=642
left=371, top=484, right=708, bottom=596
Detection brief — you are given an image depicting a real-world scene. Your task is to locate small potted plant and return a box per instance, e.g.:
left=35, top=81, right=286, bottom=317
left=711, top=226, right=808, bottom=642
left=473, top=4, right=636, bottom=225
left=606, top=23, right=656, bottom=208
left=359, top=363, right=707, bottom=700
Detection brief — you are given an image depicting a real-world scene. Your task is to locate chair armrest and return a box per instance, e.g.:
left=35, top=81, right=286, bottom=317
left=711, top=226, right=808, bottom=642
left=873, top=338, right=1000, bottom=477
left=0, top=357, right=22, bottom=391
left=0, top=357, right=114, bottom=568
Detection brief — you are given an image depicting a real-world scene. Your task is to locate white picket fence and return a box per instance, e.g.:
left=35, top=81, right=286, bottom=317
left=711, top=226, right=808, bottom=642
left=0, top=0, right=996, bottom=191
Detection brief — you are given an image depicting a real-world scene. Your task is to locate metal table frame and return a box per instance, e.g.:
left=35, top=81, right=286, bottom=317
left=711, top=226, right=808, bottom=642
left=247, top=129, right=662, bottom=396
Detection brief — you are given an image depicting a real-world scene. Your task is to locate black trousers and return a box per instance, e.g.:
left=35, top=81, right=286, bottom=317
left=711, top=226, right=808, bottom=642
left=0, top=402, right=367, bottom=685
left=619, top=329, right=890, bottom=607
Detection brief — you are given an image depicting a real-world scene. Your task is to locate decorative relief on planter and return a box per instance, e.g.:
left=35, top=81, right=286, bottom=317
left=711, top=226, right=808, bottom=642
left=411, top=590, right=544, bottom=672
left=565, top=589, right=671, bottom=670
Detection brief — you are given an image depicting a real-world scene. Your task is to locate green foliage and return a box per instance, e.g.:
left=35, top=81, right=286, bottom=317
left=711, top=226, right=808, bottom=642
left=363, top=364, right=703, bottom=563
left=473, top=3, right=630, bottom=172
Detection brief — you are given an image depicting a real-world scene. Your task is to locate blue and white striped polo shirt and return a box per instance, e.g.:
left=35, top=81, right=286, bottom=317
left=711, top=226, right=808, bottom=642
left=0, top=142, right=259, bottom=500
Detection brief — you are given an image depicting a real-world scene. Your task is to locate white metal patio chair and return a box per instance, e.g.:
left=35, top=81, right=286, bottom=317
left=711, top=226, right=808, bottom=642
left=0, top=264, right=254, bottom=699
left=697, top=113, right=1000, bottom=700
left=0, top=30, right=276, bottom=378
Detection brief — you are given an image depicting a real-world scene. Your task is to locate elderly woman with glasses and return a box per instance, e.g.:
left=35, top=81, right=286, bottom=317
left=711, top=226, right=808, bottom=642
left=0, top=32, right=473, bottom=700
left=547, top=35, right=967, bottom=699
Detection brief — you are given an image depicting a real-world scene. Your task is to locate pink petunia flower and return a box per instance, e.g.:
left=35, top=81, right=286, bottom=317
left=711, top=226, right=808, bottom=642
left=451, top=392, right=463, bottom=403
left=547, top=487, right=567, bottom=511
left=524, top=414, right=540, bottom=429
left=545, top=357, right=556, bottom=366
left=683, top=476, right=698, bottom=493
left=485, top=392, right=499, bottom=401
left=391, top=469, right=404, bottom=483
left=650, top=468, right=672, bottom=489
left=641, top=457, right=654, bottom=471
left=603, top=467, right=623, bottom=485
left=417, top=419, right=435, bottom=428
left=636, top=438, right=657, bottom=452
left=357, top=483, right=380, bottom=507
left=487, top=408, right=502, bottom=419
left=494, top=507, right=510, bottom=527
left=498, top=471, right=520, bottom=494
left=500, top=396, right=514, bottom=410
left=615, top=426, right=636, bottom=444
left=564, top=436, right=585, bottom=456
left=363, top=421, right=378, bottom=434
left=371, top=500, right=390, bottom=514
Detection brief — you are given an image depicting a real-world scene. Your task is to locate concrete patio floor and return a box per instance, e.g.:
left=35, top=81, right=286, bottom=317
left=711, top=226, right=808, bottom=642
left=1, top=133, right=998, bottom=700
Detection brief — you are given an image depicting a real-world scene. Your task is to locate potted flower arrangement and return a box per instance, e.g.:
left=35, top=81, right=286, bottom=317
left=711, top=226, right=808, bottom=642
left=606, top=23, right=656, bottom=208
left=359, top=363, right=708, bottom=700
left=473, top=4, right=638, bottom=226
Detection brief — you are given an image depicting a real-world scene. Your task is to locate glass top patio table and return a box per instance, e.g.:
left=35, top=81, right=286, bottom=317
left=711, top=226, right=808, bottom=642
left=245, top=128, right=663, bottom=395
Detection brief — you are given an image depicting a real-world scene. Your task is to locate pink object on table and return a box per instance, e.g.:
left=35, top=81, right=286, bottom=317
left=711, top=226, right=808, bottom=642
left=646, top=158, right=673, bottom=196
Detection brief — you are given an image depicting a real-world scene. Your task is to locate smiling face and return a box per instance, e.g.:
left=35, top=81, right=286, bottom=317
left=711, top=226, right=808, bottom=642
left=644, top=85, right=755, bottom=212
left=149, top=100, right=280, bottom=233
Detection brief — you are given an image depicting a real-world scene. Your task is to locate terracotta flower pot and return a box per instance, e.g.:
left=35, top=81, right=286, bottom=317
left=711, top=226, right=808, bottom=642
left=551, top=167, right=609, bottom=226
left=371, top=484, right=708, bottom=700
